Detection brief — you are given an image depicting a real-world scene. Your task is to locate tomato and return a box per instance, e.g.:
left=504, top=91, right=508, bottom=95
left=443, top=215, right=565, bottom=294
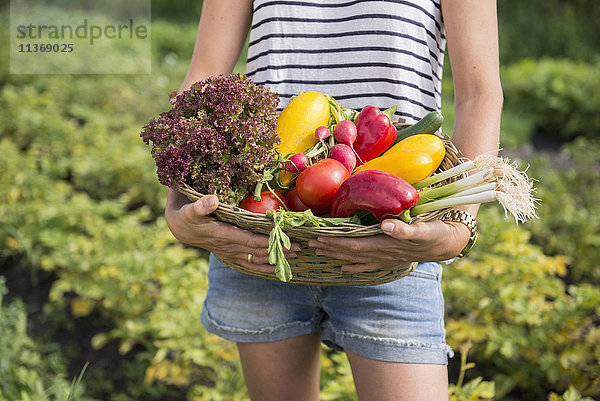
left=284, top=187, right=309, bottom=212
left=296, top=158, right=350, bottom=215
left=239, top=190, right=288, bottom=214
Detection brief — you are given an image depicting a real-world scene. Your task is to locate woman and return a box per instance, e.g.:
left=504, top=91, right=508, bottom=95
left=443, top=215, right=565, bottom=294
left=165, top=1, right=502, bottom=400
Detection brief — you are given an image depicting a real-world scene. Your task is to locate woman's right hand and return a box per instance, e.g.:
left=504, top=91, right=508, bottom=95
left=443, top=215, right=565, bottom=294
left=165, top=189, right=299, bottom=273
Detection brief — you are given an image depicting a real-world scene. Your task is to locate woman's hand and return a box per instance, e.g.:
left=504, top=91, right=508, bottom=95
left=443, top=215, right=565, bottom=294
left=165, top=189, right=299, bottom=273
left=307, top=218, right=471, bottom=273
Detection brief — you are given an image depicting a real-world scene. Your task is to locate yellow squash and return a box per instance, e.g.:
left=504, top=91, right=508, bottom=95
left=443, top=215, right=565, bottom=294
left=384, top=134, right=446, bottom=172
left=355, top=150, right=434, bottom=184
left=276, top=91, right=330, bottom=157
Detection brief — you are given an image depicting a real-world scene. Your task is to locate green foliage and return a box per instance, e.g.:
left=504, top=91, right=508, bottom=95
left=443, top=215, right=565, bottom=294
left=0, top=278, right=87, bottom=401
left=497, top=0, right=600, bottom=63
left=518, top=138, right=600, bottom=282
left=1, top=5, right=599, bottom=400
left=319, top=349, right=356, bottom=401
left=502, top=58, right=600, bottom=141
left=151, top=0, right=204, bottom=23
left=444, top=206, right=600, bottom=400
left=548, top=386, right=596, bottom=401
left=448, top=343, right=495, bottom=401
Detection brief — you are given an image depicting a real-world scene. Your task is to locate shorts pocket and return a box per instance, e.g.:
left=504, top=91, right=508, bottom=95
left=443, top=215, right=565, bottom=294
left=409, top=269, right=440, bottom=281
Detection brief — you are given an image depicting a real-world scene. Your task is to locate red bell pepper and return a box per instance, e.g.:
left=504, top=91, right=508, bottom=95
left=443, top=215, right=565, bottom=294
left=330, top=170, right=419, bottom=221
left=353, top=105, right=398, bottom=163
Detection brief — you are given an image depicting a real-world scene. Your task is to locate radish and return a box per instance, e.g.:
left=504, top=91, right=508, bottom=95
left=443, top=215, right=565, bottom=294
left=329, top=143, right=357, bottom=173
left=315, top=126, right=330, bottom=144
left=314, top=125, right=330, bottom=154
left=333, top=120, right=362, bottom=164
left=333, top=120, right=357, bottom=146
left=284, top=153, right=309, bottom=173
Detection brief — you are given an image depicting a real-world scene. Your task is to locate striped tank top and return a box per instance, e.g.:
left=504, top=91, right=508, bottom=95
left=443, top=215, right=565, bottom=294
left=245, top=0, right=446, bottom=123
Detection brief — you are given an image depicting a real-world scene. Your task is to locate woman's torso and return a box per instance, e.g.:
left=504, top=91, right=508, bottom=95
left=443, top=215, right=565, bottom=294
left=245, top=0, right=446, bottom=123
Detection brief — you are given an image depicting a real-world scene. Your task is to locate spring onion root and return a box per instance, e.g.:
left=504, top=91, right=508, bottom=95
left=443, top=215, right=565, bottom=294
left=411, top=154, right=539, bottom=222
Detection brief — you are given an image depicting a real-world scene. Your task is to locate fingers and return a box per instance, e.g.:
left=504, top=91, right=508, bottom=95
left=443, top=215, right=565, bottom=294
left=380, top=219, right=437, bottom=241
left=306, top=219, right=464, bottom=271
left=308, top=236, right=399, bottom=256
left=341, top=262, right=414, bottom=274
left=178, top=195, right=219, bottom=229
left=215, top=245, right=299, bottom=274
left=240, top=258, right=276, bottom=273
left=214, top=251, right=276, bottom=274
left=189, top=195, right=219, bottom=219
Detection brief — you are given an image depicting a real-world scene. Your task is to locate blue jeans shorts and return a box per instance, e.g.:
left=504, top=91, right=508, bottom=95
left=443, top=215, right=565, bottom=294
left=201, top=254, right=453, bottom=364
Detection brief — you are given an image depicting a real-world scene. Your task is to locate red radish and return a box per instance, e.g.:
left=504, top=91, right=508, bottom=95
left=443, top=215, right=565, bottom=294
left=315, top=126, right=330, bottom=144
left=284, top=153, right=309, bottom=172
left=329, top=144, right=357, bottom=172
left=314, top=126, right=330, bottom=155
left=333, top=120, right=357, bottom=146
left=333, top=120, right=362, bottom=164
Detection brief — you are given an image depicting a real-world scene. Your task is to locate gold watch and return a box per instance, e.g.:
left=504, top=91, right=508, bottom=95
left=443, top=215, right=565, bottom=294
left=440, top=210, right=478, bottom=258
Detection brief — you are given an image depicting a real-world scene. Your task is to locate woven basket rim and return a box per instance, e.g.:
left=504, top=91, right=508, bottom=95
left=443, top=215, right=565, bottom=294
left=176, top=135, right=466, bottom=285
left=177, top=135, right=464, bottom=228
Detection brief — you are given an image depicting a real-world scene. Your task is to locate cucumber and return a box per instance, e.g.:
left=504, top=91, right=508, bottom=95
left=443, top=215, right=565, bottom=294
left=392, top=111, right=444, bottom=146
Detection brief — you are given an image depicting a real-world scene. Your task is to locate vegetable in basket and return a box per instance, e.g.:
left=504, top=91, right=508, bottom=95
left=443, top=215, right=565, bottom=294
left=384, top=133, right=446, bottom=171
left=284, top=187, right=308, bottom=212
left=262, top=105, right=538, bottom=283
left=296, top=158, right=350, bottom=215
left=391, top=110, right=444, bottom=144
left=330, top=170, right=420, bottom=222
left=275, top=92, right=331, bottom=187
left=409, top=154, right=539, bottom=223
left=353, top=105, right=398, bottom=163
left=354, top=150, right=435, bottom=184
left=276, top=91, right=330, bottom=158
left=328, top=143, right=357, bottom=173
left=331, top=153, right=537, bottom=224
left=240, top=190, right=289, bottom=215
left=140, top=74, right=280, bottom=205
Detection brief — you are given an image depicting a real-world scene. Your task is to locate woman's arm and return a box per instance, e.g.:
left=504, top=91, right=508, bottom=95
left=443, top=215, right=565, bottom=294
left=443, top=0, right=503, bottom=216
left=179, top=0, right=253, bottom=91
left=309, top=0, right=503, bottom=270
left=165, top=0, right=298, bottom=272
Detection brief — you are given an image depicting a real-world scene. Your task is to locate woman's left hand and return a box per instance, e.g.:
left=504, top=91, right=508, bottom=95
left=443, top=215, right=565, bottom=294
left=307, top=219, right=471, bottom=272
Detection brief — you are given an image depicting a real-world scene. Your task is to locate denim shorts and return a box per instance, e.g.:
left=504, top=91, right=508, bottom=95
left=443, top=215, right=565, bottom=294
left=201, top=254, right=453, bottom=364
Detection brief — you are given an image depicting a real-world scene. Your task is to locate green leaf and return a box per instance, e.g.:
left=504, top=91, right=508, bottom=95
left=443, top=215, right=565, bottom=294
left=265, top=210, right=361, bottom=282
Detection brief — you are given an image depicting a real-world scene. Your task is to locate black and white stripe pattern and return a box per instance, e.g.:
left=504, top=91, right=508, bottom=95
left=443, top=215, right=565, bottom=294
left=245, top=0, right=446, bottom=123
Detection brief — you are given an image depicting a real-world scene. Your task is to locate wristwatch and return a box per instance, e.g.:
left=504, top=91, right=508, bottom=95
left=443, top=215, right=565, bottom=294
left=440, top=210, right=478, bottom=258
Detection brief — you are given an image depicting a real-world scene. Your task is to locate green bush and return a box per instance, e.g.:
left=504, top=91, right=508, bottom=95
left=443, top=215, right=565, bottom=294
left=497, top=0, right=600, bottom=63
left=444, top=206, right=600, bottom=400
left=2, top=6, right=599, bottom=399
left=548, top=387, right=596, bottom=401
left=521, top=138, right=600, bottom=283
left=0, top=278, right=87, bottom=401
left=502, top=58, right=600, bottom=141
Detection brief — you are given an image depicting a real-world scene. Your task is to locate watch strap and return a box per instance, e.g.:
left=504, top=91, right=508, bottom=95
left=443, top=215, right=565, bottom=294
left=440, top=210, right=478, bottom=258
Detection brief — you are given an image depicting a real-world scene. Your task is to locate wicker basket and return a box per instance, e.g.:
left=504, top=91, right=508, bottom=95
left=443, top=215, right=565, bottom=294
left=179, top=134, right=464, bottom=286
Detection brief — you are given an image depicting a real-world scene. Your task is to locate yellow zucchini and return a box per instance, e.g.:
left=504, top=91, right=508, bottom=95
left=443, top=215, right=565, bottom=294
left=384, top=134, right=446, bottom=172
left=276, top=91, right=330, bottom=157
left=355, top=150, right=434, bottom=184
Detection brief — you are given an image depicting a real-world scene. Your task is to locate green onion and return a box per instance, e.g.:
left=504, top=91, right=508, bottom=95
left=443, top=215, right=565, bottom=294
left=413, top=160, right=475, bottom=190
left=409, top=154, right=539, bottom=223
left=411, top=191, right=499, bottom=216
left=443, top=182, right=497, bottom=200
left=417, top=168, right=494, bottom=205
